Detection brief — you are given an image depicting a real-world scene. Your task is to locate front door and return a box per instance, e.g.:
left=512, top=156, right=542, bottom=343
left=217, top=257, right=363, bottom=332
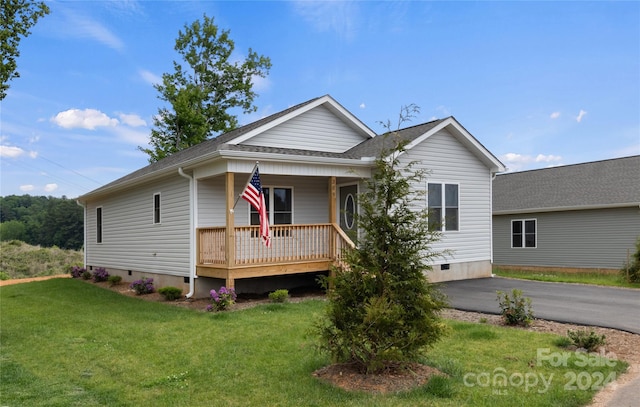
left=339, top=184, right=358, bottom=242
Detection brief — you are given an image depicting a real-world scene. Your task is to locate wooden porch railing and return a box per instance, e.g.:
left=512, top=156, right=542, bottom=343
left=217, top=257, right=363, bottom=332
left=197, top=223, right=353, bottom=267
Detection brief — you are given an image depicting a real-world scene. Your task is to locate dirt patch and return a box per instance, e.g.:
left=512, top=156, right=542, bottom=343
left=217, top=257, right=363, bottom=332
left=313, top=362, right=445, bottom=394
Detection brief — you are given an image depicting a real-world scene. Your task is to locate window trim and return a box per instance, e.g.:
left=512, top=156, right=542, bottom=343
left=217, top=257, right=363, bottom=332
left=96, top=206, right=103, bottom=244
left=427, top=181, right=460, bottom=232
left=511, top=218, right=537, bottom=248
left=153, top=193, right=161, bottom=224
left=249, top=185, right=294, bottom=225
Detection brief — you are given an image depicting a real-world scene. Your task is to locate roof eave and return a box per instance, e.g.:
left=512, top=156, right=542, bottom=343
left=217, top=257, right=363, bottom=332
left=493, top=202, right=640, bottom=215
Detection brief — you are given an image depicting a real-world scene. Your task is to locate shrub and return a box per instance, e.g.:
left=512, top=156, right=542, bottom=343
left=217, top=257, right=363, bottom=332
left=207, top=286, right=236, bottom=311
left=268, top=289, right=289, bottom=303
left=81, top=270, right=92, bottom=280
left=621, top=237, right=640, bottom=283
left=159, top=286, right=183, bottom=301
left=107, top=275, right=122, bottom=286
left=496, top=289, right=534, bottom=326
left=0, top=271, right=10, bottom=280
left=92, top=267, right=109, bottom=282
left=129, top=278, right=155, bottom=295
left=567, top=329, right=606, bottom=352
left=70, top=265, right=86, bottom=279
left=316, top=106, right=448, bottom=374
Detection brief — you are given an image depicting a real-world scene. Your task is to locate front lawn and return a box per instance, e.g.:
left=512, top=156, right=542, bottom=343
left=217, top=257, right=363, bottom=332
left=0, top=279, right=626, bottom=406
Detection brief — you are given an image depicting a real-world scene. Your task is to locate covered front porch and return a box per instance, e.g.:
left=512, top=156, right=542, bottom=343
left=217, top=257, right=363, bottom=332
left=193, top=172, right=358, bottom=289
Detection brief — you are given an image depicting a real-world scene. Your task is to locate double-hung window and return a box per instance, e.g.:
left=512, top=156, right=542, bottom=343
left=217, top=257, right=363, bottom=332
left=250, top=187, right=293, bottom=226
left=428, top=182, right=459, bottom=231
left=512, top=219, right=536, bottom=248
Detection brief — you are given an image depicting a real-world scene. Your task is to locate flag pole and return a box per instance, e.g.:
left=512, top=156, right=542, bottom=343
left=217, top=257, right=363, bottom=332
left=231, top=161, right=260, bottom=211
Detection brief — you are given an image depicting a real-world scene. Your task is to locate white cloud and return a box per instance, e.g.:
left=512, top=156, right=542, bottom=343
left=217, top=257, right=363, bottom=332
left=139, top=69, right=162, bottom=85
left=0, top=145, right=25, bottom=158
left=359, top=103, right=366, bottom=109
left=550, top=112, right=561, bottom=119
left=118, top=113, right=147, bottom=127
left=576, top=109, right=587, bottom=122
left=251, top=74, right=271, bottom=93
left=20, top=185, right=35, bottom=192
left=51, top=109, right=119, bottom=130
left=29, top=150, right=38, bottom=159
left=62, top=8, right=125, bottom=51
left=44, top=184, right=59, bottom=193
left=535, top=154, right=562, bottom=163
left=112, top=126, right=149, bottom=145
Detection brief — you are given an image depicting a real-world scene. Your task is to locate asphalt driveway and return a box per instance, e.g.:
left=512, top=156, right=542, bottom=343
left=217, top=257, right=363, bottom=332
left=439, top=277, right=640, bottom=334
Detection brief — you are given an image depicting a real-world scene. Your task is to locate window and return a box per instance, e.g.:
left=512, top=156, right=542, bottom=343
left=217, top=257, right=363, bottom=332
left=250, top=187, right=293, bottom=225
left=153, top=193, right=161, bottom=224
left=428, top=182, right=459, bottom=231
left=96, top=207, right=103, bottom=243
left=512, top=219, right=536, bottom=248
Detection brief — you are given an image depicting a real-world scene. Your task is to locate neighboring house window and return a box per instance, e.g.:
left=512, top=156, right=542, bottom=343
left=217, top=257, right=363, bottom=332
left=96, top=207, right=103, bottom=243
left=153, top=193, right=161, bottom=224
left=512, top=219, right=536, bottom=248
left=250, top=187, right=293, bottom=225
left=428, top=182, right=459, bottom=231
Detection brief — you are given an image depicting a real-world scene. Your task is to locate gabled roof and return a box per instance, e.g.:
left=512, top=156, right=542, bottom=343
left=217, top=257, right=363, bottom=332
left=493, top=155, right=640, bottom=214
left=347, top=116, right=505, bottom=172
left=79, top=95, right=503, bottom=201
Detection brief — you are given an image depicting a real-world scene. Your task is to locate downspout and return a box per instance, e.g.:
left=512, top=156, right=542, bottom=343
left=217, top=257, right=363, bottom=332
left=490, top=171, right=497, bottom=276
left=178, top=167, right=195, bottom=298
left=76, top=200, right=87, bottom=268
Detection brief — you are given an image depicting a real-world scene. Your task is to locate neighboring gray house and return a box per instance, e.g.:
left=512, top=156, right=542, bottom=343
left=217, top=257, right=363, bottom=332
left=493, top=155, right=640, bottom=271
left=77, top=95, right=505, bottom=297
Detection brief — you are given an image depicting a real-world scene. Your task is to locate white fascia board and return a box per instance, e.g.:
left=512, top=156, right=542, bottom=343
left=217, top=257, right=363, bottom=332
left=213, top=149, right=376, bottom=167
left=228, top=95, right=376, bottom=145
left=493, top=202, right=640, bottom=215
left=402, top=117, right=506, bottom=173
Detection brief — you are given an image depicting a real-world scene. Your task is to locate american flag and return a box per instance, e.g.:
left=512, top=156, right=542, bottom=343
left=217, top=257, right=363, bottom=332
left=241, top=167, right=271, bottom=247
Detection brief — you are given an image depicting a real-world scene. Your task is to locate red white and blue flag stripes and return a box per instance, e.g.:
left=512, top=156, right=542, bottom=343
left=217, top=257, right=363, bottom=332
left=241, top=166, right=271, bottom=247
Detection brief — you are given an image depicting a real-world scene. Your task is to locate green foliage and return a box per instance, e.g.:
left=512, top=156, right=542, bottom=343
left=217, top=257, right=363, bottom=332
left=0, top=271, right=10, bottom=280
left=158, top=286, right=183, bottom=301
left=0, top=0, right=50, bottom=100
left=0, top=240, right=83, bottom=279
left=129, top=278, right=155, bottom=295
left=81, top=270, right=92, bottom=280
left=140, top=14, right=271, bottom=162
left=268, top=289, right=289, bottom=303
left=496, top=289, right=534, bottom=326
left=0, top=195, right=84, bottom=250
left=107, top=275, right=122, bottom=286
left=620, top=237, right=640, bottom=283
left=567, top=329, right=606, bottom=352
left=317, top=105, right=448, bottom=373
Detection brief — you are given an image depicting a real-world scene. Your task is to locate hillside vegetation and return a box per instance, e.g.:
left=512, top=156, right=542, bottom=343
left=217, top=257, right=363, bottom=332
left=0, top=240, right=82, bottom=280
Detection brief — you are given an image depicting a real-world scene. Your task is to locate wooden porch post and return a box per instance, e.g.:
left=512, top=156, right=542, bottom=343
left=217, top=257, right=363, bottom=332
left=329, top=176, right=336, bottom=224
left=225, top=172, right=236, bottom=289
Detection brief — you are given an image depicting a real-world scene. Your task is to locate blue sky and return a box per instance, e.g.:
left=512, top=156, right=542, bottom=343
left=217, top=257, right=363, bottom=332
left=1, top=0, right=638, bottom=198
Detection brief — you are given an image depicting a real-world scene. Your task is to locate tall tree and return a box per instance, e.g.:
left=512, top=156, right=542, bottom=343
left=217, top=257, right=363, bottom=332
left=0, top=0, right=50, bottom=100
left=316, top=105, right=448, bottom=373
left=140, top=14, right=271, bottom=162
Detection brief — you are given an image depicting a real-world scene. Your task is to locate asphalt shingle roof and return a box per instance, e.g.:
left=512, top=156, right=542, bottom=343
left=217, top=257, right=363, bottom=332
left=493, top=155, right=640, bottom=213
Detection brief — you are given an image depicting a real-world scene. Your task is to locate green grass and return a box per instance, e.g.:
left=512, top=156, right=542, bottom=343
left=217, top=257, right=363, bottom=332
left=0, top=279, right=627, bottom=406
left=493, top=268, right=640, bottom=289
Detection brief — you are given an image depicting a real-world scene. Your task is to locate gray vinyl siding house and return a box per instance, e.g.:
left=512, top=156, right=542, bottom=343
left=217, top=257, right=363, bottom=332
left=492, top=156, right=640, bottom=271
left=79, top=95, right=505, bottom=297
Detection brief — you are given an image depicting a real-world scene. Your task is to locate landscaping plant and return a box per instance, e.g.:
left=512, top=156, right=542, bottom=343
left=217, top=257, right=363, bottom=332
left=207, top=286, right=236, bottom=311
left=317, top=105, right=448, bottom=374
left=620, top=237, right=640, bottom=283
left=566, top=329, right=606, bottom=352
left=108, top=275, right=122, bottom=286
left=268, top=289, right=289, bottom=303
left=129, top=277, right=155, bottom=295
left=158, top=286, right=183, bottom=301
left=496, top=289, right=534, bottom=326
left=92, top=267, right=109, bottom=282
